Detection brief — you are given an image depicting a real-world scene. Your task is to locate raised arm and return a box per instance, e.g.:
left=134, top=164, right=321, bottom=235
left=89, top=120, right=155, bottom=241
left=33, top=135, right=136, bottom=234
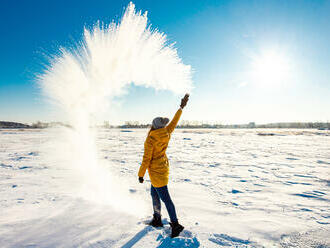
left=166, top=108, right=182, bottom=134
left=138, top=136, right=154, bottom=179
left=166, top=94, right=189, bottom=134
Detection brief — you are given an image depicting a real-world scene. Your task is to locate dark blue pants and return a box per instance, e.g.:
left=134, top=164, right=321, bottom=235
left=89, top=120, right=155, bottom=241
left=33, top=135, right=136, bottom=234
left=151, top=185, right=178, bottom=223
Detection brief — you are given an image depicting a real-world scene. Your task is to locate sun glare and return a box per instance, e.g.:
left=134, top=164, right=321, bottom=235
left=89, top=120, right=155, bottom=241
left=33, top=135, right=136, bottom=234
left=250, top=50, right=292, bottom=86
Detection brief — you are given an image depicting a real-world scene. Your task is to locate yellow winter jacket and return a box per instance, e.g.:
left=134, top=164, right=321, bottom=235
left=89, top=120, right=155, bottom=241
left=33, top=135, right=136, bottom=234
left=138, top=108, right=182, bottom=188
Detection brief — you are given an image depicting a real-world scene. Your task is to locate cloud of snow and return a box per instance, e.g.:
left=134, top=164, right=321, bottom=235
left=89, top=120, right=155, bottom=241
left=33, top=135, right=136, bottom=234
left=38, top=2, right=192, bottom=215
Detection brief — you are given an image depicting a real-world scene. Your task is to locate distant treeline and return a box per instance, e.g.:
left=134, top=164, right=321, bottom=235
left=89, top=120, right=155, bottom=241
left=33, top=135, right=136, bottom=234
left=1, top=121, right=329, bottom=130
left=117, top=121, right=330, bottom=130
left=0, top=121, right=69, bottom=129
left=0, top=121, right=30, bottom=128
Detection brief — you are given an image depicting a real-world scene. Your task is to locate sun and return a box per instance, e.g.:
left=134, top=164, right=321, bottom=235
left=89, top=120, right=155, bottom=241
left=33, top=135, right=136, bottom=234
left=250, top=49, right=292, bottom=86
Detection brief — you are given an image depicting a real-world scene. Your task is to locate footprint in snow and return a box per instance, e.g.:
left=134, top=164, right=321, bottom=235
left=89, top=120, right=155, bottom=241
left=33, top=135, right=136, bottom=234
left=317, top=160, right=330, bottom=165
left=209, top=233, right=256, bottom=247
left=28, top=152, right=38, bottom=156
left=156, top=229, right=200, bottom=248
left=19, top=166, right=32, bottom=170
left=0, top=163, right=12, bottom=168
left=286, top=157, right=299, bottom=160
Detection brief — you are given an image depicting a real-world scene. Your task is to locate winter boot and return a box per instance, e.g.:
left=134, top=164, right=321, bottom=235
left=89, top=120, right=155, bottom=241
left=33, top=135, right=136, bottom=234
left=148, top=214, right=163, bottom=227
left=170, top=221, right=184, bottom=238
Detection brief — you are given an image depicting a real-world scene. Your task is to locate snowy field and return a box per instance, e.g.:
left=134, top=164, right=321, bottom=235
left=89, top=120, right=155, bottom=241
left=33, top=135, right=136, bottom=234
left=0, top=128, right=329, bottom=248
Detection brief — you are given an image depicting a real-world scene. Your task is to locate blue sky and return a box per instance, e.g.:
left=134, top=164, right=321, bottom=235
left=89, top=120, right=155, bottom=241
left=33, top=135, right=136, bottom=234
left=1, top=0, right=330, bottom=124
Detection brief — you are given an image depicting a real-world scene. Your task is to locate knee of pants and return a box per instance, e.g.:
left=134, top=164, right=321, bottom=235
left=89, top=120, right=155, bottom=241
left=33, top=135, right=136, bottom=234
left=158, top=192, right=171, bottom=204
left=162, top=197, right=173, bottom=206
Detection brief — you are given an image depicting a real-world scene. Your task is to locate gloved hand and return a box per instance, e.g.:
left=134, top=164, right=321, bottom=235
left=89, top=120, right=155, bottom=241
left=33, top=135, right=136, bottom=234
left=139, top=177, right=144, bottom=183
left=180, top=93, right=189, bottom=109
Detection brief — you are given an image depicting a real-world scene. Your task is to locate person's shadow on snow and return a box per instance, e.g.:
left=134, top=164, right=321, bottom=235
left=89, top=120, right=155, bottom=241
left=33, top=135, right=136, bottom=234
left=120, top=226, right=154, bottom=248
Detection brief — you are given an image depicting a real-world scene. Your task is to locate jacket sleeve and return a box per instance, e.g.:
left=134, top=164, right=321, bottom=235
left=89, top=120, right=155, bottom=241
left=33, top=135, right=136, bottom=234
left=166, top=108, right=182, bottom=134
left=138, top=136, right=154, bottom=178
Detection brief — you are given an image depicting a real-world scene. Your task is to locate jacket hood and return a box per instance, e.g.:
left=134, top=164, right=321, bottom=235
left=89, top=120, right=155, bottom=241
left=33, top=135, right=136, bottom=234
left=149, top=127, right=170, bottom=142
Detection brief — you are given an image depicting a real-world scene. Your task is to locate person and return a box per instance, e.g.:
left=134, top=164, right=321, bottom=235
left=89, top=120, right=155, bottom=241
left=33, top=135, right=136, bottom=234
left=138, top=93, right=189, bottom=238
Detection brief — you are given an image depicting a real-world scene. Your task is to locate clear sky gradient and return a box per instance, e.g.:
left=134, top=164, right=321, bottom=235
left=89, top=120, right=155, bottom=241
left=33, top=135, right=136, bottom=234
left=1, top=0, right=329, bottom=125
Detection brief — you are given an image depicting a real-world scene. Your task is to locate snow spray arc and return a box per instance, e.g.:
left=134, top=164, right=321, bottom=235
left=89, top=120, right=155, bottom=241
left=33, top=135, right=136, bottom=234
left=38, top=2, right=192, bottom=213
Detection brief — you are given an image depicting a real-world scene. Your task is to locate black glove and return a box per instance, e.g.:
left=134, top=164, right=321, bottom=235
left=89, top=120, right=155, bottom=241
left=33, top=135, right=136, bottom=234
left=180, top=93, right=189, bottom=109
left=139, top=177, right=144, bottom=183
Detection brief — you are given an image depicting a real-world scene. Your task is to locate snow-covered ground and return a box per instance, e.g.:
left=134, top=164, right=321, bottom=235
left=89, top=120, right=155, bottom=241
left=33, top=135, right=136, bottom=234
left=0, top=128, right=329, bottom=247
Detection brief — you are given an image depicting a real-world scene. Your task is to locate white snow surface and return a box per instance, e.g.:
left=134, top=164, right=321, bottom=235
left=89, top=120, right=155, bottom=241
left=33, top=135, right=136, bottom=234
left=0, top=128, right=329, bottom=248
